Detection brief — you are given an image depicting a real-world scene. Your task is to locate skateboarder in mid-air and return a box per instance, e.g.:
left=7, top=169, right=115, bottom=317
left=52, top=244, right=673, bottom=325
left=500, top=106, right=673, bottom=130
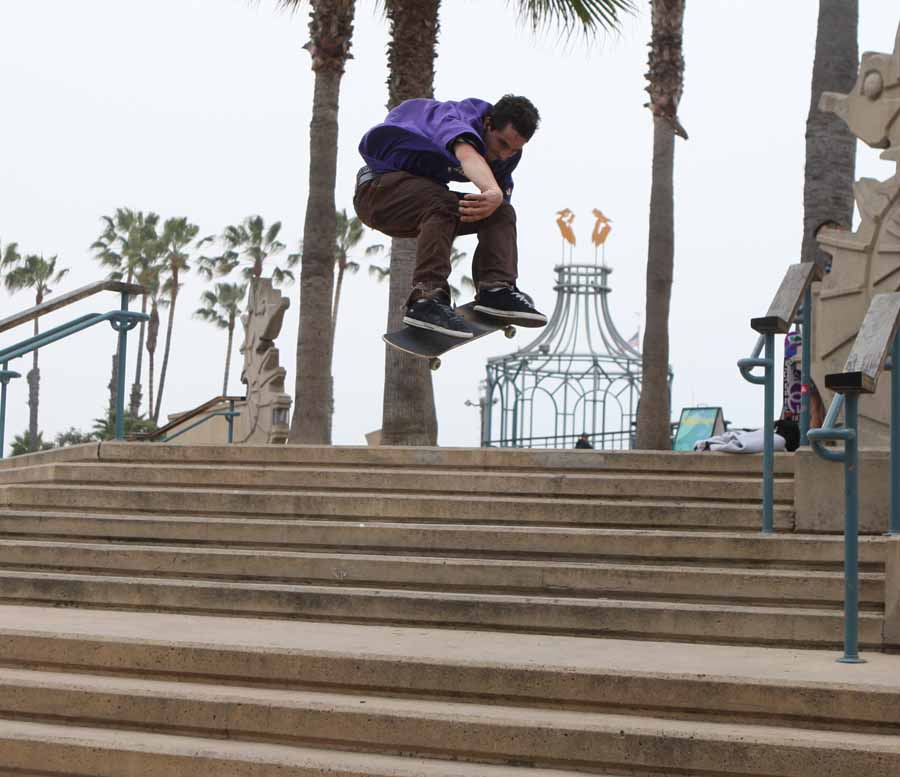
left=353, top=94, right=548, bottom=339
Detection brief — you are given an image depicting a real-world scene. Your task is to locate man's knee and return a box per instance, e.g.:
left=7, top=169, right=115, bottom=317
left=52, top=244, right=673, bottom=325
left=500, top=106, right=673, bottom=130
left=495, top=202, right=516, bottom=223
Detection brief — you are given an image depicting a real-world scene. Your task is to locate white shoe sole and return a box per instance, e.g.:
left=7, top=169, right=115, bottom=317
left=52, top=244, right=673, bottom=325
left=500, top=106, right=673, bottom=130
left=403, top=316, right=473, bottom=339
left=473, top=305, right=548, bottom=324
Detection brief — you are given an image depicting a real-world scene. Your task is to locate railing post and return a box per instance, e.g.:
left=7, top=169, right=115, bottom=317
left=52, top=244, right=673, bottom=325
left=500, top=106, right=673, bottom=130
left=838, top=391, right=865, bottom=663
left=227, top=399, right=235, bottom=444
left=890, top=331, right=900, bottom=536
left=800, top=286, right=812, bottom=446
left=114, top=291, right=130, bottom=441
left=762, top=333, right=775, bottom=534
left=0, top=363, right=21, bottom=460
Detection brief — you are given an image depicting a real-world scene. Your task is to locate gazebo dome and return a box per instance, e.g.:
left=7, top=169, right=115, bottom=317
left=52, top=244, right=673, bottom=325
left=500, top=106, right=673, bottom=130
left=483, top=260, right=644, bottom=449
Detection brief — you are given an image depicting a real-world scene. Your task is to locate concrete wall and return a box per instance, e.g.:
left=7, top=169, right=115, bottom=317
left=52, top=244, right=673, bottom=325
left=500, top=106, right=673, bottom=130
left=794, top=448, right=890, bottom=534
left=162, top=400, right=249, bottom=446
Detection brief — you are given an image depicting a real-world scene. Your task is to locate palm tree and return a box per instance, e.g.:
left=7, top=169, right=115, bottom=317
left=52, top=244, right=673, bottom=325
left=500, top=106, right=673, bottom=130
left=91, top=208, right=161, bottom=416
left=9, top=430, right=54, bottom=456
left=2, top=252, right=70, bottom=451
left=332, top=209, right=382, bottom=353
left=194, top=282, right=249, bottom=395
left=369, top=246, right=470, bottom=302
left=154, top=217, right=206, bottom=424
left=515, top=0, right=635, bottom=32
left=199, top=215, right=299, bottom=285
left=376, top=0, right=442, bottom=446
left=138, top=260, right=163, bottom=421
left=801, top=0, right=858, bottom=265
left=634, top=0, right=686, bottom=450
left=278, top=0, right=357, bottom=444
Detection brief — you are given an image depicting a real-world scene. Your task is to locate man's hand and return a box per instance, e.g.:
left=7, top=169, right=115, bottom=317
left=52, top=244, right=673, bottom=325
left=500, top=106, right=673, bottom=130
left=459, top=189, right=503, bottom=222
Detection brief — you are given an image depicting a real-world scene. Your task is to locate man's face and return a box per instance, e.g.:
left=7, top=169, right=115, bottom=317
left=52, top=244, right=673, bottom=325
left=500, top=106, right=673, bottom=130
left=484, top=119, right=528, bottom=162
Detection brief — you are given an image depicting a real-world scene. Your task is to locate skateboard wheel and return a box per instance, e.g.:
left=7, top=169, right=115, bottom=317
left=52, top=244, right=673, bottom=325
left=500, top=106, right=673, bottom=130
left=430, top=358, right=441, bottom=371
left=504, top=326, right=516, bottom=339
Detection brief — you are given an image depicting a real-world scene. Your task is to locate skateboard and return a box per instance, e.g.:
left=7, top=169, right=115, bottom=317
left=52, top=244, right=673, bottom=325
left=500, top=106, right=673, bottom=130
left=382, top=302, right=542, bottom=370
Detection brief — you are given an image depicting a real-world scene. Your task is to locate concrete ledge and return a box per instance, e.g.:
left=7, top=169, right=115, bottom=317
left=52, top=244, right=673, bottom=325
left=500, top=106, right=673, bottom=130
left=885, top=537, right=900, bottom=650
left=794, top=448, right=889, bottom=534
left=93, top=442, right=797, bottom=475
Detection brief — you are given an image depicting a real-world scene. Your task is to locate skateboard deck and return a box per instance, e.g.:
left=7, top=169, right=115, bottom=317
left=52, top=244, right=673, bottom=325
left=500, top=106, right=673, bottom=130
left=382, top=302, right=542, bottom=370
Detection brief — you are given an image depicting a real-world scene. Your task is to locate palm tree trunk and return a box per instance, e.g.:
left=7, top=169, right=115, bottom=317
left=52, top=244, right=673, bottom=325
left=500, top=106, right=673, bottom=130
left=289, top=0, right=356, bottom=445
left=154, top=287, right=177, bottom=424
left=801, top=0, right=858, bottom=264
left=635, top=0, right=686, bottom=450
left=636, top=116, right=675, bottom=449
left=381, top=238, right=438, bottom=445
left=146, top=303, right=159, bottom=421
left=27, top=316, right=39, bottom=452
left=380, top=0, right=441, bottom=446
left=130, top=295, right=148, bottom=417
left=330, top=263, right=345, bottom=355
left=223, top=320, right=235, bottom=396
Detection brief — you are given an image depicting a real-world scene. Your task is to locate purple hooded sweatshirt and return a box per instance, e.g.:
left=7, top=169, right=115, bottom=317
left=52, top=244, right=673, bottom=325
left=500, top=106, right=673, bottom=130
left=358, top=98, right=520, bottom=202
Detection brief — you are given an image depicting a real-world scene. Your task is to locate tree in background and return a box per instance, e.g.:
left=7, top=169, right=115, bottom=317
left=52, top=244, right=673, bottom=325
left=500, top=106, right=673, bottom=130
left=138, top=256, right=164, bottom=422
left=91, top=208, right=161, bottom=416
left=377, top=0, right=442, bottom=447
left=2, top=250, right=69, bottom=451
left=154, top=217, right=207, bottom=424
left=635, top=0, right=687, bottom=449
left=332, top=209, right=382, bottom=353
left=200, top=215, right=299, bottom=285
left=54, top=427, right=97, bottom=447
left=801, top=0, right=858, bottom=265
left=9, top=430, right=54, bottom=456
left=194, top=282, right=248, bottom=395
left=279, top=0, right=357, bottom=445
left=91, top=407, right=157, bottom=441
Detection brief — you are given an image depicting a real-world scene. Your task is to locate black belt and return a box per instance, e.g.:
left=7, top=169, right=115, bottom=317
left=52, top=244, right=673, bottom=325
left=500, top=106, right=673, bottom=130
left=356, top=165, right=379, bottom=187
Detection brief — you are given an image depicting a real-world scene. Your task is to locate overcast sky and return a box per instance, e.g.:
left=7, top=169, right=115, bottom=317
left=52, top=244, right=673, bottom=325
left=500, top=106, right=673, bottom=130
left=1, top=1, right=898, bottom=449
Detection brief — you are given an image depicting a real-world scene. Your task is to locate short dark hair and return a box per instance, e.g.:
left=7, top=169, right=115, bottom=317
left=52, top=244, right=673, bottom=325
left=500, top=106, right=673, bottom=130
left=490, top=95, right=540, bottom=140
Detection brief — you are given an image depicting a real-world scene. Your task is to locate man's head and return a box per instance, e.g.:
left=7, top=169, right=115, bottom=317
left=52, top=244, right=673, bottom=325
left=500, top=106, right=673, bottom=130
left=484, top=95, right=540, bottom=162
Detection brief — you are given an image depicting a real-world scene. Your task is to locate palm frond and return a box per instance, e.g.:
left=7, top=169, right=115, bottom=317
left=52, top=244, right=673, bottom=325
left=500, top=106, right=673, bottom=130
left=512, top=0, right=635, bottom=35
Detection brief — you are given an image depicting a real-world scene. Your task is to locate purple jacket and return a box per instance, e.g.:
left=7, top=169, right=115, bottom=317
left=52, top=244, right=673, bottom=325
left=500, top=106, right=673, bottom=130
left=358, top=98, right=520, bottom=201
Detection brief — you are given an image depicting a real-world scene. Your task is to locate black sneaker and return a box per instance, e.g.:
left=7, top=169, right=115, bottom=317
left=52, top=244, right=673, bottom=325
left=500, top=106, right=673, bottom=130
left=404, top=297, right=474, bottom=339
left=474, top=286, right=548, bottom=324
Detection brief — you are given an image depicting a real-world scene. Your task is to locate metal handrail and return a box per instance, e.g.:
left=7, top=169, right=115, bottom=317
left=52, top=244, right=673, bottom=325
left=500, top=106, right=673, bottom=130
left=159, top=400, right=241, bottom=444
left=808, top=394, right=862, bottom=664
left=807, top=292, right=900, bottom=664
left=737, top=262, right=821, bottom=534
left=0, top=283, right=148, bottom=458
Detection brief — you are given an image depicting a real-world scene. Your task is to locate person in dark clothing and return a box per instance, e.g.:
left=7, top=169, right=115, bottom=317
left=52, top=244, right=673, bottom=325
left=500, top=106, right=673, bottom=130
left=575, top=433, right=594, bottom=449
left=353, top=94, right=548, bottom=339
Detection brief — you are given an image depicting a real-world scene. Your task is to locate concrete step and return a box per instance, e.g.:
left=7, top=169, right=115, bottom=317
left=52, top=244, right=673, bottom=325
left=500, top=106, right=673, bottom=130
left=0, top=669, right=897, bottom=776
left=0, top=484, right=795, bottom=528
left=0, top=512, right=884, bottom=567
left=0, top=440, right=795, bottom=475
left=2, top=607, right=897, bottom=734
left=0, top=570, right=882, bottom=647
left=0, top=539, right=882, bottom=606
left=0, top=718, right=597, bottom=777
left=0, top=462, right=795, bottom=502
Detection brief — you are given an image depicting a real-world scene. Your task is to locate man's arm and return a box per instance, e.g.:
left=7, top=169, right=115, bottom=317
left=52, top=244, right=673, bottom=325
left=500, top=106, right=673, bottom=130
left=454, top=141, right=503, bottom=223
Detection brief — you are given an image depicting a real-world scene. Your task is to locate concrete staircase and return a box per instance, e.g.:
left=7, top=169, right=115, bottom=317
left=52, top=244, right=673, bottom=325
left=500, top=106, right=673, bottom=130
left=0, top=442, right=897, bottom=776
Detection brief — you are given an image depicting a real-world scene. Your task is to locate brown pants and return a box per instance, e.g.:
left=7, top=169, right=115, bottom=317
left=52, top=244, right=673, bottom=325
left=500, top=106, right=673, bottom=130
left=353, top=171, right=518, bottom=303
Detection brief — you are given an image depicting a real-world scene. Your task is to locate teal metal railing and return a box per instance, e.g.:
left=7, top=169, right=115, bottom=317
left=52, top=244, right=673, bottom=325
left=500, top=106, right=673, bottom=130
left=158, top=399, right=241, bottom=443
left=807, top=291, right=900, bottom=664
left=0, top=281, right=148, bottom=458
left=738, top=262, right=822, bottom=533
left=133, top=395, right=244, bottom=445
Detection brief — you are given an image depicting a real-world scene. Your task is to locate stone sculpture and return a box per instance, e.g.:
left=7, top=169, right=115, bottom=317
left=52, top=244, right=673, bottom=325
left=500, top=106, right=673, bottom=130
left=236, top=278, right=292, bottom=444
left=813, top=23, right=900, bottom=445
